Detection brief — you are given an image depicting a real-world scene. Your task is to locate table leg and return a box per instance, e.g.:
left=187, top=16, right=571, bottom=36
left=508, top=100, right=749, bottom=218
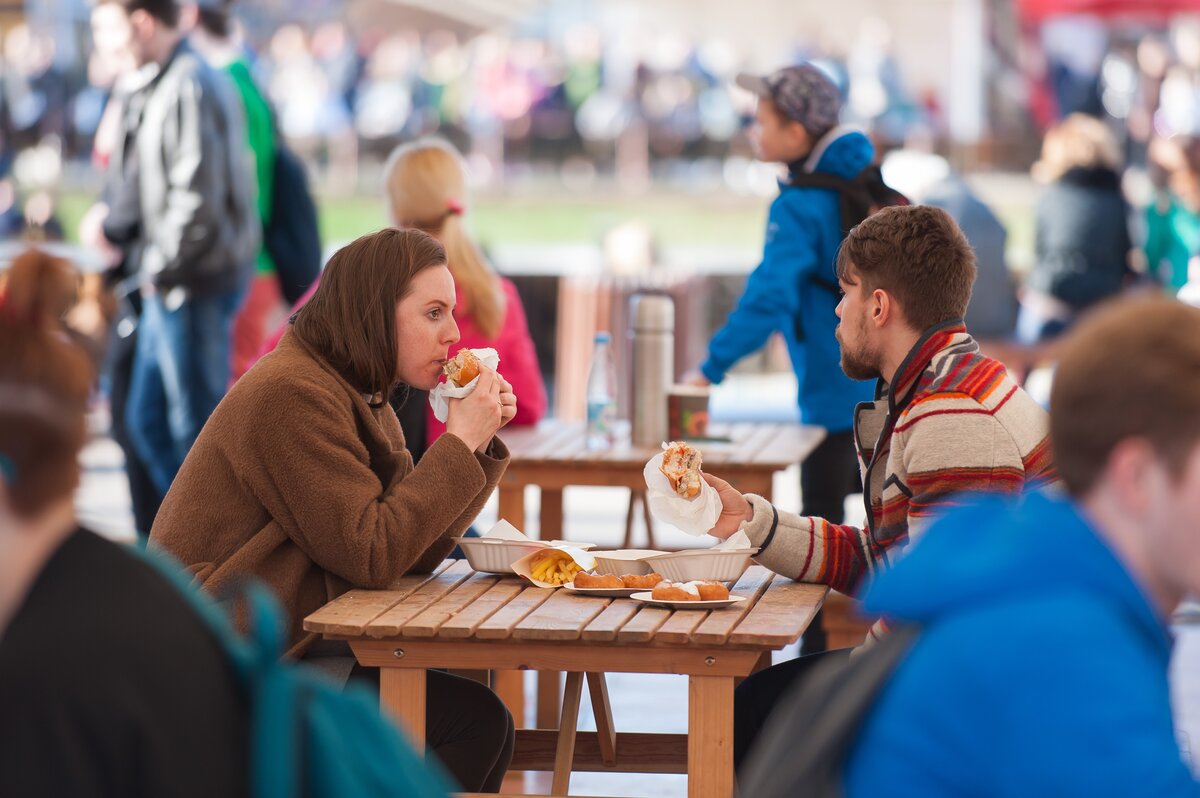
left=688, top=675, right=734, bottom=798
left=380, top=668, right=427, bottom=751
left=498, top=483, right=525, bottom=534
left=586, top=672, right=618, bottom=767
left=540, top=488, right=563, bottom=540
left=492, top=670, right=525, bottom=729
left=537, top=671, right=561, bottom=729
left=552, top=672, right=584, bottom=796
left=538, top=487, right=565, bottom=725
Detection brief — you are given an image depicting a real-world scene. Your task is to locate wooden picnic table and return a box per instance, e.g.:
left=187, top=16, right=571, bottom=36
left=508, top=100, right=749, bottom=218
left=304, top=560, right=827, bottom=798
left=494, top=419, right=825, bottom=729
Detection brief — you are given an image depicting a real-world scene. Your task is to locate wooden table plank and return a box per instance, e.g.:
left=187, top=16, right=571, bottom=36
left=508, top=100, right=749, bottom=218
left=725, top=424, right=779, bottom=466
left=506, top=422, right=583, bottom=462
left=438, top=579, right=527, bottom=639
left=728, top=580, right=828, bottom=647
left=581, top=599, right=642, bottom=642
left=512, top=589, right=610, bottom=641
left=364, top=560, right=476, bottom=638
left=475, top=586, right=556, bottom=640
left=691, top=566, right=777, bottom=645
left=402, top=572, right=502, bottom=638
left=754, top=424, right=825, bottom=466
left=615, top=605, right=672, bottom=643
left=303, top=560, right=455, bottom=636
left=653, top=606, right=711, bottom=645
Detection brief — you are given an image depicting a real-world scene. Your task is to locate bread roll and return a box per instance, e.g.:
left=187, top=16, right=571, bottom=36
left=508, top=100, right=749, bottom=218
left=443, top=349, right=482, bottom=387
left=660, top=441, right=702, bottom=499
left=573, top=572, right=623, bottom=589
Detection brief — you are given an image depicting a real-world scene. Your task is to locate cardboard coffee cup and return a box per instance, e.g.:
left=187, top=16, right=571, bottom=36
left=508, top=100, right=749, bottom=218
left=667, top=385, right=710, bottom=440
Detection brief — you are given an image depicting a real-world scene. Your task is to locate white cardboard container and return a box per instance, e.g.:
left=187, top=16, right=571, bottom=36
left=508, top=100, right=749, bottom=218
left=591, top=549, right=668, bottom=576
left=642, top=548, right=758, bottom=582
left=453, top=538, right=547, bottom=574
left=454, top=520, right=595, bottom=575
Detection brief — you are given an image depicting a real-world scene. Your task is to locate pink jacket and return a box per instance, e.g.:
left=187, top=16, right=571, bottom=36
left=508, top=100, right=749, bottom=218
left=258, top=276, right=547, bottom=441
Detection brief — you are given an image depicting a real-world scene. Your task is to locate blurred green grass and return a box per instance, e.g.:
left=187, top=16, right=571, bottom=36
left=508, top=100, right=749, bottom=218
left=54, top=189, right=1033, bottom=268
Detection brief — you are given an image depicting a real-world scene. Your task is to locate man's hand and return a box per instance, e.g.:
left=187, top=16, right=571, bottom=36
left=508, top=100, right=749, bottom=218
left=683, top=370, right=712, bottom=388
left=704, top=473, right=753, bottom=539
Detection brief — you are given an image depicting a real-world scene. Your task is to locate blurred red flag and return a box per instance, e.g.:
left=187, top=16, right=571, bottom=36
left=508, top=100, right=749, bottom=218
left=1018, top=0, right=1200, bottom=22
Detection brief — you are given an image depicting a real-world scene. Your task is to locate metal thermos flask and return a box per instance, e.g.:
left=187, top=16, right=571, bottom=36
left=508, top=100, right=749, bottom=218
left=630, top=293, right=675, bottom=447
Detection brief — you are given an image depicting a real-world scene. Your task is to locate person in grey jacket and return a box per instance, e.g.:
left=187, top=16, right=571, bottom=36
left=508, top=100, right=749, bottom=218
left=98, top=0, right=257, bottom=495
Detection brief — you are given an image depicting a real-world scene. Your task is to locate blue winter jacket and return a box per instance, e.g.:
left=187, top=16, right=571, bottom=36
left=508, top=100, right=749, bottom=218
left=700, top=126, right=875, bottom=431
left=845, top=492, right=1199, bottom=797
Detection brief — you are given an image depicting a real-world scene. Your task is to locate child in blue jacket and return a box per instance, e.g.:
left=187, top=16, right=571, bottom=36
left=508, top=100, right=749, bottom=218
left=694, top=64, right=875, bottom=527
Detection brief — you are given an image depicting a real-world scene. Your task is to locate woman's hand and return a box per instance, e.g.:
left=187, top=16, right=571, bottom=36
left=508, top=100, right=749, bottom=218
left=446, top=368, right=503, bottom=452
left=704, top=473, right=754, bottom=540
left=497, top=374, right=517, bottom=427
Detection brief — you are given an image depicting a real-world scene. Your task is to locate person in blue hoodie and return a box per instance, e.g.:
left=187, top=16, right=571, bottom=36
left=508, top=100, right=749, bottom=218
left=842, top=295, right=1200, bottom=797
left=691, top=64, right=875, bottom=536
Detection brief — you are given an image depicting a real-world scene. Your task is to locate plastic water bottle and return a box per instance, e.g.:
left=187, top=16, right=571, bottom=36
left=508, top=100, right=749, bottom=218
left=586, top=332, right=618, bottom=450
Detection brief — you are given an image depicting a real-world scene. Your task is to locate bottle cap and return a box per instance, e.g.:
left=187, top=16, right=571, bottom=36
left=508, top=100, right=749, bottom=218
left=630, top=293, right=674, bottom=332
left=594, top=331, right=612, bottom=344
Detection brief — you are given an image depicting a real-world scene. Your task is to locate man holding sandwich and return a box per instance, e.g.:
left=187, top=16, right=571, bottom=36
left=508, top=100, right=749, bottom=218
left=703, top=204, right=1057, bottom=770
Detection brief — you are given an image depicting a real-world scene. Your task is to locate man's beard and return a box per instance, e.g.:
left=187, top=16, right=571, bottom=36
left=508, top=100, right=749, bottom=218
left=838, top=332, right=880, bottom=381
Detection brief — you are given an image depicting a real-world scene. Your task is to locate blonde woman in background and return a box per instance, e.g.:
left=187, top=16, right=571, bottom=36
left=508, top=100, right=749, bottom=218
left=383, top=139, right=546, bottom=450
left=257, top=139, right=545, bottom=461
left=1018, top=113, right=1134, bottom=344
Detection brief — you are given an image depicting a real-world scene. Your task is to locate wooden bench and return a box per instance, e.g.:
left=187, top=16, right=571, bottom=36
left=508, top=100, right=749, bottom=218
left=821, top=590, right=877, bottom=650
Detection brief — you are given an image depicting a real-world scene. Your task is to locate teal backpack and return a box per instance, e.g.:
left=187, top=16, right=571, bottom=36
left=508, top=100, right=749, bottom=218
left=139, top=548, right=455, bottom=798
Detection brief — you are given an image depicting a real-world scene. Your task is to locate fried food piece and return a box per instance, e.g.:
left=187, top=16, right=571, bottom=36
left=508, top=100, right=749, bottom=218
left=574, top=571, right=624, bottom=589
left=620, top=572, right=664, bottom=589
left=651, top=581, right=700, bottom=601
left=529, top=550, right=583, bottom=586
left=695, top=581, right=730, bottom=601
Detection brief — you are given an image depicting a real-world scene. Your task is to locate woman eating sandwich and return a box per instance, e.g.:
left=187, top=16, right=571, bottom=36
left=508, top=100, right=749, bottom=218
left=149, top=228, right=517, bottom=793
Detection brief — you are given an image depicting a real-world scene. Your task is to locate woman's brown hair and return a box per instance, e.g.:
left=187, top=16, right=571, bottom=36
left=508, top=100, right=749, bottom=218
left=0, top=249, right=93, bottom=519
left=290, top=228, right=447, bottom=398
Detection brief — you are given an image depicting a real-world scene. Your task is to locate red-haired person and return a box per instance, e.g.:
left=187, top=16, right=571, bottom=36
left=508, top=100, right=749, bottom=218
left=0, top=250, right=249, bottom=797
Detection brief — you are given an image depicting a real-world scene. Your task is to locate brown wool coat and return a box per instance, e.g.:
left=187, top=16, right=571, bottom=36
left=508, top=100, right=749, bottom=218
left=149, top=331, right=509, bottom=657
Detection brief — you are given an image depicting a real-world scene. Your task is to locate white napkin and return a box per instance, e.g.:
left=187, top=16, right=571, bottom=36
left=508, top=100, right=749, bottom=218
left=483, top=519, right=526, bottom=540
left=716, top=530, right=754, bottom=550
left=642, top=450, right=723, bottom=536
left=429, top=347, right=500, bottom=423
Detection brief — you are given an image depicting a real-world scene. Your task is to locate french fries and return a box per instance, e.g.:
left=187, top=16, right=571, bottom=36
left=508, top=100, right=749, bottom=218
left=529, top=549, right=583, bottom=586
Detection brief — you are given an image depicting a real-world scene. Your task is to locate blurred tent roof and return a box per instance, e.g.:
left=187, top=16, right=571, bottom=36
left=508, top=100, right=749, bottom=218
left=345, top=0, right=546, bottom=35
left=1018, top=0, right=1200, bottom=22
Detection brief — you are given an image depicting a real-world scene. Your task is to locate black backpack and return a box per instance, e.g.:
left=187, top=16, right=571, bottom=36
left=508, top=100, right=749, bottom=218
left=788, top=165, right=910, bottom=295
left=739, top=625, right=921, bottom=798
left=265, top=145, right=322, bottom=305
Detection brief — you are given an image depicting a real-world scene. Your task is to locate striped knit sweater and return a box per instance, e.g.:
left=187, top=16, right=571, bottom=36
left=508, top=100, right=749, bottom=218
left=742, top=320, right=1056, bottom=643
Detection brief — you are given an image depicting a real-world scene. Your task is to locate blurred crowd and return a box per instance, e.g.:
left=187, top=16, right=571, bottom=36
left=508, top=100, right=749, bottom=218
left=0, top=10, right=935, bottom=204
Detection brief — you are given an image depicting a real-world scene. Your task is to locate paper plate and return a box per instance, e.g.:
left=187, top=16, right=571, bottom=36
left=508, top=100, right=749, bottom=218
left=562, top=583, right=641, bottom=598
left=629, top=591, right=747, bottom=609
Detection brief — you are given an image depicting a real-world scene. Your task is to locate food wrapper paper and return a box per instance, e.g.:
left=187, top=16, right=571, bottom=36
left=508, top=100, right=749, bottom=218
left=512, top=546, right=597, bottom=588
left=642, top=449, right=723, bottom=536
